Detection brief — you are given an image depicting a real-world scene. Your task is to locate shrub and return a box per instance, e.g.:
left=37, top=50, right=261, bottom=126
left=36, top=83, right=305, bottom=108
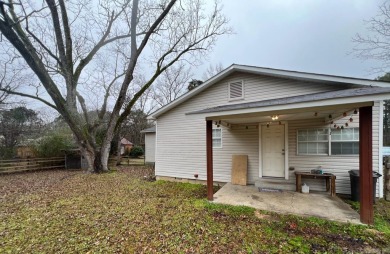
left=34, top=133, right=74, bottom=158
left=0, top=146, right=15, bottom=159
left=130, top=146, right=143, bottom=158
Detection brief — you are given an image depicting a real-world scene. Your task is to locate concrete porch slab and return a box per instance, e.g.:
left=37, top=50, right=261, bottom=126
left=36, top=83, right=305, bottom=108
left=214, top=183, right=361, bottom=224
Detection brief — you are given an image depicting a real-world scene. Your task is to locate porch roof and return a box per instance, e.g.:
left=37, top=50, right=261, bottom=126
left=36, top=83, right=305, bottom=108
left=149, top=64, right=390, bottom=120
left=187, top=87, right=390, bottom=116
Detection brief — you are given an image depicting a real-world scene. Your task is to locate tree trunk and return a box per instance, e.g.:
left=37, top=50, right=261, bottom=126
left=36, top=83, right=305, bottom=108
left=386, top=163, right=390, bottom=201
left=80, top=144, right=109, bottom=173
left=116, top=134, right=122, bottom=166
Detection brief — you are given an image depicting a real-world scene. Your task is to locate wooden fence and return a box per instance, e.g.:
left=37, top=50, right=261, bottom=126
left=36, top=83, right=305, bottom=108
left=0, top=157, right=65, bottom=174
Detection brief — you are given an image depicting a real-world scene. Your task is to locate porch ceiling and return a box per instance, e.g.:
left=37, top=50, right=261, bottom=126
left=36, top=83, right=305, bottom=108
left=188, top=87, right=390, bottom=124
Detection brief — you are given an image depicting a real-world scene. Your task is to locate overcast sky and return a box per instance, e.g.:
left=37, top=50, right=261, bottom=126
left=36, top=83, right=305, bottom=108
left=20, top=0, right=388, bottom=116
left=196, top=0, right=385, bottom=80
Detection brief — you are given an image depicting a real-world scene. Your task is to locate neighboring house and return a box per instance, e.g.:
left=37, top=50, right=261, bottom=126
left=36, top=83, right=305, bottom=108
left=149, top=64, right=390, bottom=203
left=120, top=138, right=133, bottom=155
left=16, top=145, right=35, bottom=158
left=141, top=126, right=156, bottom=164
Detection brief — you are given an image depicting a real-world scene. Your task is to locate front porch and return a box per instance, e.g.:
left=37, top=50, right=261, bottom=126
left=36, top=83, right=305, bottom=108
left=193, top=89, right=390, bottom=224
left=214, top=183, right=361, bottom=224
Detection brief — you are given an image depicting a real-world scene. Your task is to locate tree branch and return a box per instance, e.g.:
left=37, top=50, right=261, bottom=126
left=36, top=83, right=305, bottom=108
left=0, top=88, right=57, bottom=109
left=58, top=0, right=73, bottom=75
left=45, top=0, right=67, bottom=74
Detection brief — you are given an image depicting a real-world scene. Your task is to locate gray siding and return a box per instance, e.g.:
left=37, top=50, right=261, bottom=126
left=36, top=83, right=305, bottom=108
left=156, top=72, right=358, bottom=183
left=145, top=133, right=156, bottom=163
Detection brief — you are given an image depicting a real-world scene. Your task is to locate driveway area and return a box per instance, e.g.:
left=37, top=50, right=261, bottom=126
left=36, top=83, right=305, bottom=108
left=214, top=183, right=361, bottom=224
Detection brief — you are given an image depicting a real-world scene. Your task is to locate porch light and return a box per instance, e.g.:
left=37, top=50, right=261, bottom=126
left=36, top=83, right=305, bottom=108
left=354, top=109, right=358, bottom=114
left=343, top=112, right=347, bottom=117
left=349, top=117, right=353, bottom=122
left=345, top=122, right=349, bottom=127
left=271, top=115, right=278, bottom=120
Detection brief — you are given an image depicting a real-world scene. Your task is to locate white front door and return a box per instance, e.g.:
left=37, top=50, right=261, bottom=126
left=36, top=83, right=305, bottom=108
left=262, top=124, right=285, bottom=177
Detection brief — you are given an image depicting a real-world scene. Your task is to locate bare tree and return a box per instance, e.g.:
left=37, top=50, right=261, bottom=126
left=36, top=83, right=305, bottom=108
left=0, top=45, right=28, bottom=107
left=0, top=0, right=231, bottom=172
left=352, top=1, right=390, bottom=73
left=202, top=62, right=224, bottom=80
left=153, top=62, right=192, bottom=107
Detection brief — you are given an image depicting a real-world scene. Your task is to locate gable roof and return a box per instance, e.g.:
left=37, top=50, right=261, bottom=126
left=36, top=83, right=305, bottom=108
left=149, top=64, right=390, bottom=119
left=188, top=87, right=390, bottom=115
left=120, top=138, right=133, bottom=145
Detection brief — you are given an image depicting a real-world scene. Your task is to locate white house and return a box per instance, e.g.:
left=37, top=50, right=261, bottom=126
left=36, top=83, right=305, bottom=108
left=149, top=64, right=390, bottom=223
left=141, top=126, right=156, bottom=164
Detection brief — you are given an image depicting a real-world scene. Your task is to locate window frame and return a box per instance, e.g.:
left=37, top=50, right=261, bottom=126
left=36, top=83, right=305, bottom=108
left=212, top=127, right=223, bottom=148
left=330, top=127, right=359, bottom=155
left=296, top=127, right=360, bottom=156
left=228, top=80, right=244, bottom=101
left=296, top=128, right=330, bottom=155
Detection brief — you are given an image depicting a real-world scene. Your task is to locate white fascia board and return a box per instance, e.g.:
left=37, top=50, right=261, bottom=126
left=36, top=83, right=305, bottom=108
left=235, top=65, right=390, bottom=88
left=204, top=93, right=390, bottom=119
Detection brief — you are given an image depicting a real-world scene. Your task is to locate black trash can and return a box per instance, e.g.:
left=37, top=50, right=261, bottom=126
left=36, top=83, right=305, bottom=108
left=348, top=170, right=382, bottom=203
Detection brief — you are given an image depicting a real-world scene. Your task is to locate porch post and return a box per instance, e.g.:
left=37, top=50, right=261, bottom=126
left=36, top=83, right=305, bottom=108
left=359, top=106, right=373, bottom=224
left=206, top=120, right=214, bottom=201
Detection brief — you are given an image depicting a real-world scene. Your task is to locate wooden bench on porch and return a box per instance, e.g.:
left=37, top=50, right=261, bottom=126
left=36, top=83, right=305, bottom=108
left=295, top=171, right=336, bottom=197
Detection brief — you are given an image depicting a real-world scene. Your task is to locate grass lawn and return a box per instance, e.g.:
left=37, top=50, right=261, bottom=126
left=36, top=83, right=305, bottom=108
left=0, top=167, right=389, bottom=253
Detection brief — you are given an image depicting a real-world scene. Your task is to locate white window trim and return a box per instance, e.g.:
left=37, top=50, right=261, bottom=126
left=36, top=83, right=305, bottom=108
left=296, top=128, right=329, bottom=156
left=212, top=127, right=223, bottom=149
left=330, top=127, right=359, bottom=155
left=228, top=80, right=244, bottom=101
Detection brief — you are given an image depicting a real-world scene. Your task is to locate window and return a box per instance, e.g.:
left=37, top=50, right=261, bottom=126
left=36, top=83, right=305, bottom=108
left=229, top=81, right=244, bottom=100
left=297, top=128, right=329, bottom=155
left=297, top=127, right=360, bottom=155
left=212, top=128, right=222, bottom=148
left=331, top=128, right=359, bottom=155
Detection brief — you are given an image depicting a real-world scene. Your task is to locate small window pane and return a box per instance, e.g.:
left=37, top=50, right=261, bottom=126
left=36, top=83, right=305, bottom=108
left=297, top=128, right=329, bottom=155
left=298, top=135, right=307, bottom=141
left=212, top=128, right=222, bottom=148
left=213, top=139, right=221, bottom=148
left=317, top=143, right=329, bottom=154
left=317, top=134, right=328, bottom=141
left=317, top=129, right=328, bottom=135
left=331, top=141, right=359, bottom=155
left=342, top=129, right=353, bottom=140
left=307, top=134, right=317, bottom=141
left=353, top=128, right=359, bottom=140
left=212, top=129, right=221, bottom=138
left=298, top=142, right=308, bottom=154
left=353, top=142, right=359, bottom=153
left=307, top=143, right=317, bottom=153
left=331, top=129, right=341, bottom=140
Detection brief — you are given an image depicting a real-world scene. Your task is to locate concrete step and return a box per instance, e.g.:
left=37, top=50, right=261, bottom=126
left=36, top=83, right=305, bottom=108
left=255, top=178, right=295, bottom=191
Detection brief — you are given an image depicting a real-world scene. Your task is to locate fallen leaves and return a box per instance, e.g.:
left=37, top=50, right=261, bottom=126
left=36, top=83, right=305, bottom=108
left=0, top=166, right=389, bottom=253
